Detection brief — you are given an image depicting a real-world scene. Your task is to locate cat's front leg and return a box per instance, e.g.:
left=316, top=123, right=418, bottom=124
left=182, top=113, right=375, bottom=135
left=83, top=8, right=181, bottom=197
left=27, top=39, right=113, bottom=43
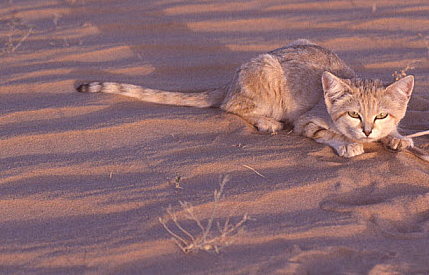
left=328, top=141, right=364, bottom=158
left=380, top=131, right=414, bottom=151
left=297, top=120, right=364, bottom=158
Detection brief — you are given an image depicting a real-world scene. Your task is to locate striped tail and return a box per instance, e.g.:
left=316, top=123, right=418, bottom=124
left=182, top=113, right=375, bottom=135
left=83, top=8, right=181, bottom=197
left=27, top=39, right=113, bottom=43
left=76, top=82, right=227, bottom=108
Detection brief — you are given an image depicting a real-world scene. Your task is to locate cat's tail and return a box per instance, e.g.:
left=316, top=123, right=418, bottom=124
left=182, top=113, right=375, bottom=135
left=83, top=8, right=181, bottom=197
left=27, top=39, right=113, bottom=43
left=76, top=82, right=227, bottom=108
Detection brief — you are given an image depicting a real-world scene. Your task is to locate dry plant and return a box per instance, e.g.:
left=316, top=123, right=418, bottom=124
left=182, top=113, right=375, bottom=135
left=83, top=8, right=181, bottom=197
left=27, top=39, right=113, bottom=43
left=53, top=13, right=60, bottom=29
left=2, top=18, right=33, bottom=54
left=392, top=34, right=429, bottom=81
left=390, top=50, right=429, bottom=161
left=418, top=33, right=429, bottom=60
left=392, top=60, right=422, bottom=81
left=390, top=42, right=429, bottom=162
left=174, top=176, right=183, bottom=190
left=65, top=0, right=86, bottom=4
left=159, top=175, right=249, bottom=254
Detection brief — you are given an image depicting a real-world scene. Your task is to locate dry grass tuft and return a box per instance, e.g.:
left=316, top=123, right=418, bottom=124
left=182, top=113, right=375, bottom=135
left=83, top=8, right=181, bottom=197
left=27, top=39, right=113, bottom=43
left=2, top=18, right=33, bottom=54
left=418, top=33, right=429, bottom=60
left=392, top=34, right=429, bottom=81
left=392, top=60, right=422, bottom=81
left=159, top=175, right=249, bottom=254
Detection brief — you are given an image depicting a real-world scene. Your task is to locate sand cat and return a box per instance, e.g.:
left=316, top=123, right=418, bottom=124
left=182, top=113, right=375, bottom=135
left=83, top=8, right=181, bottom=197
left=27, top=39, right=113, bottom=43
left=77, top=39, right=414, bottom=158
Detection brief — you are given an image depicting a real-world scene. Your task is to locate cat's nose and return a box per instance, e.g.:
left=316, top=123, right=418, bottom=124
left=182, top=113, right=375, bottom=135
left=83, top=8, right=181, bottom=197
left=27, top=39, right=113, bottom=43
left=363, top=129, right=372, bottom=137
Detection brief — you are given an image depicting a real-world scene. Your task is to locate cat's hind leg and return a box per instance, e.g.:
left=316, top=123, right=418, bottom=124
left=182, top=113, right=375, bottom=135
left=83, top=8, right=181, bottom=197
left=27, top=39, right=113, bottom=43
left=242, top=115, right=284, bottom=133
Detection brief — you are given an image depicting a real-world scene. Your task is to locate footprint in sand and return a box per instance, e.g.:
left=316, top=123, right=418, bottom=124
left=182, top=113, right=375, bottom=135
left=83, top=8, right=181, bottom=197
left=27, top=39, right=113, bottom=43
left=276, top=246, right=429, bottom=275
left=320, top=183, right=429, bottom=239
left=276, top=246, right=386, bottom=275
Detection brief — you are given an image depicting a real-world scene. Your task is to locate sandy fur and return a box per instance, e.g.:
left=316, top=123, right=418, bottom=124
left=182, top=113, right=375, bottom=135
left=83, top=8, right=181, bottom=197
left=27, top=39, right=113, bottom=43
left=78, top=41, right=414, bottom=158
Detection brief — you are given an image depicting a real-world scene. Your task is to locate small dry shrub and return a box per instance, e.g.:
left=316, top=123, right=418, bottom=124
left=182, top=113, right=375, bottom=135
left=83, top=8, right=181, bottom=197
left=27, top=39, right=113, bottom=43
left=2, top=17, right=33, bottom=54
left=159, top=175, right=249, bottom=254
left=392, top=60, right=422, bottom=81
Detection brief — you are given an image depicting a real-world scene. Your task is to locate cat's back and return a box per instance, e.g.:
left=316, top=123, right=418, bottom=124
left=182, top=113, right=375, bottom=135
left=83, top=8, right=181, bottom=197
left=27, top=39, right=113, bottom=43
left=267, top=42, right=356, bottom=121
left=269, top=42, right=355, bottom=80
left=222, top=40, right=356, bottom=125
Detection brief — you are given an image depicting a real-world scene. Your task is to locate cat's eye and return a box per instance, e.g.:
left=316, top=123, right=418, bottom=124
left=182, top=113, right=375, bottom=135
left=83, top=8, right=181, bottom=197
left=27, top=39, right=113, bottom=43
left=375, top=113, right=388, bottom=120
left=348, top=111, right=361, bottom=119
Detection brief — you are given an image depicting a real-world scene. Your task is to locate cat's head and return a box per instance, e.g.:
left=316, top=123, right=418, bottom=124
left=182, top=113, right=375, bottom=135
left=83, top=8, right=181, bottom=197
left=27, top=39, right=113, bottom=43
left=322, top=71, right=414, bottom=142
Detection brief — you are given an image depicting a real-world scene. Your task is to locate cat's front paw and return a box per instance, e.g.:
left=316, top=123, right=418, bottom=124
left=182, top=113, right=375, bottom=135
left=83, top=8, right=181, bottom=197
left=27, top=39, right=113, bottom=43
left=335, top=143, right=364, bottom=158
left=381, top=135, right=414, bottom=151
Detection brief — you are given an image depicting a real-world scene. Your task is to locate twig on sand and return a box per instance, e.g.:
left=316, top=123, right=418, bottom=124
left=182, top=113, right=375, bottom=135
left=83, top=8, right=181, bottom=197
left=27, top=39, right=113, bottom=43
left=406, top=147, right=429, bottom=162
left=242, top=164, right=266, bottom=178
left=406, top=130, right=429, bottom=162
left=406, top=130, right=429, bottom=139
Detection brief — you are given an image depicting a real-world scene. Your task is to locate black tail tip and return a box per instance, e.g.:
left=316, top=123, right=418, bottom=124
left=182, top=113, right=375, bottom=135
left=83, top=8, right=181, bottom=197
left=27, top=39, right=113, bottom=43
left=76, top=83, right=90, bottom=93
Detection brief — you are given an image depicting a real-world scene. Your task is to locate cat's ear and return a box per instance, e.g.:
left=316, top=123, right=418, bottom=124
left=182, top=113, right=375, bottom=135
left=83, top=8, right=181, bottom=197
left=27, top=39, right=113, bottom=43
left=322, top=71, right=351, bottom=112
left=385, top=75, right=414, bottom=101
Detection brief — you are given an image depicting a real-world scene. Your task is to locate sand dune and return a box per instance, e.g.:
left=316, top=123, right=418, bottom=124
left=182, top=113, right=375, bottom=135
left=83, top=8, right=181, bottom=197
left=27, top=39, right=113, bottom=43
left=1, top=0, right=429, bottom=274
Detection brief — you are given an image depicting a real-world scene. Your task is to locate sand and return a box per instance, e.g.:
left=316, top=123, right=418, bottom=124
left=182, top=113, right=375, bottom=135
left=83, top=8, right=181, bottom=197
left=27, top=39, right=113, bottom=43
left=1, top=0, right=429, bottom=274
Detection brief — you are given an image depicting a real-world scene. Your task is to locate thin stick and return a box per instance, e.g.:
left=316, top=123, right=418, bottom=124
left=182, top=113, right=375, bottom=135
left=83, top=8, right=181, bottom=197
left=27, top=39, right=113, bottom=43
left=406, top=130, right=429, bottom=139
left=404, top=130, right=429, bottom=162
left=159, top=217, right=188, bottom=246
left=242, top=165, right=266, bottom=178
left=202, top=177, right=227, bottom=242
left=11, top=26, right=33, bottom=53
left=180, top=201, right=206, bottom=235
left=224, top=214, right=248, bottom=236
left=166, top=207, right=197, bottom=244
left=406, top=147, right=429, bottom=162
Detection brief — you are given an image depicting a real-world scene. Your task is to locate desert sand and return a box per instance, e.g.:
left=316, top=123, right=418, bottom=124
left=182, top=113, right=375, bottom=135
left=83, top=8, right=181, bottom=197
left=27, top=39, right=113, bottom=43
left=1, top=0, right=429, bottom=274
